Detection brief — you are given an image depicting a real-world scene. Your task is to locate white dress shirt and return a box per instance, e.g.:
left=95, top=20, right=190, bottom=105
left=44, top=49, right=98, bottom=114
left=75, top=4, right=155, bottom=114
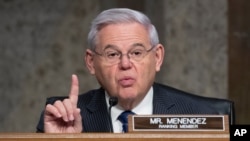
left=105, top=87, right=153, bottom=133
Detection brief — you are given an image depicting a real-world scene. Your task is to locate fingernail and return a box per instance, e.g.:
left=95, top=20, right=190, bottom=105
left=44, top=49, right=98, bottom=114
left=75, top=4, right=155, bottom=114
left=57, top=113, right=62, bottom=117
left=69, top=114, right=74, bottom=121
left=63, top=117, right=69, bottom=122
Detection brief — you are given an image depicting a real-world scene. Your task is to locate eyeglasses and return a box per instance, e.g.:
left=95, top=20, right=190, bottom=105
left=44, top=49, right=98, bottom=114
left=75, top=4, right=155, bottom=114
left=93, top=46, right=155, bottom=65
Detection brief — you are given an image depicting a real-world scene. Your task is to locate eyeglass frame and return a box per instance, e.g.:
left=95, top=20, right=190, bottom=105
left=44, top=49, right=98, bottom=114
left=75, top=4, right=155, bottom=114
left=92, top=45, right=156, bottom=65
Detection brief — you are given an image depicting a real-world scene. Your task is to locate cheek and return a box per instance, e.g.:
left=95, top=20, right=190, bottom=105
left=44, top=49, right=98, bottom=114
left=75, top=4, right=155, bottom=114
left=140, top=59, right=156, bottom=73
left=95, top=65, right=117, bottom=83
left=137, top=60, right=157, bottom=80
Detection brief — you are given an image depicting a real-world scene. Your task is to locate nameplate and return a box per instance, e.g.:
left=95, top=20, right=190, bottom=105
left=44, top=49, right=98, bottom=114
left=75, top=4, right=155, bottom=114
left=129, top=115, right=226, bottom=132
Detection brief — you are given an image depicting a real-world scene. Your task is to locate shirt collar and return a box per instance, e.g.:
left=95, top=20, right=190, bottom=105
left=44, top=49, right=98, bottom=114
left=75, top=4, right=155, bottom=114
left=105, top=86, right=153, bottom=123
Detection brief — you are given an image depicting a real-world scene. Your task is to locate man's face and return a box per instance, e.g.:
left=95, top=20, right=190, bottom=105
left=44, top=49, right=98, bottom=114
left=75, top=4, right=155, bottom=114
left=85, top=23, right=164, bottom=109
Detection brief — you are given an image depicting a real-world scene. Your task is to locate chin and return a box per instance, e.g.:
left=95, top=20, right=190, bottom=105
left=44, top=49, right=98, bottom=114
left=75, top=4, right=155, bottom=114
left=118, top=93, right=137, bottom=101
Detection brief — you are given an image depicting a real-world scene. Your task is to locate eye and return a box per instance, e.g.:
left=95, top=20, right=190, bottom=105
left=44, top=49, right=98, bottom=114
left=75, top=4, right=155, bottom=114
left=106, top=51, right=120, bottom=59
left=130, top=49, right=144, bottom=57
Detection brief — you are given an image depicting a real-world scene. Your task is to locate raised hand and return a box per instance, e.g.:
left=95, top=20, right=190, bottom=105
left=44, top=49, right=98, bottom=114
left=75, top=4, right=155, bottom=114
left=44, top=74, right=82, bottom=133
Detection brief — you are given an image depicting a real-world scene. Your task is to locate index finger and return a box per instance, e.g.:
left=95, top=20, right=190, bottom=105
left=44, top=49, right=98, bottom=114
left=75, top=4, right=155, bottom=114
left=69, top=74, right=79, bottom=108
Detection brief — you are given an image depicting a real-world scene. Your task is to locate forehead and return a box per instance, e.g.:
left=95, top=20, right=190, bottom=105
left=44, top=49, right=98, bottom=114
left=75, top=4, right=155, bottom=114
left=96, top=23, right=151, bottom=49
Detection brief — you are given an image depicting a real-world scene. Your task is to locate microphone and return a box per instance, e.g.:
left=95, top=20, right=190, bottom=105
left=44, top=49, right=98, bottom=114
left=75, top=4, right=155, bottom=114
left=108, top=97, right=118, bottom=133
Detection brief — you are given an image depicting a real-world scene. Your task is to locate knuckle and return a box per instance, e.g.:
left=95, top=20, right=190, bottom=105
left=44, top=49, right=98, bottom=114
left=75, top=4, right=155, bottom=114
left=63, top=98, right=70, bottom=103
left=54, top=100, right=63, bottom=106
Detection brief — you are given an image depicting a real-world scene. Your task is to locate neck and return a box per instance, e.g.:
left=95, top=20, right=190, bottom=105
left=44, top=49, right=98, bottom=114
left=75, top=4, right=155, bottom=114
left=118, top=95, right=144, bottom=110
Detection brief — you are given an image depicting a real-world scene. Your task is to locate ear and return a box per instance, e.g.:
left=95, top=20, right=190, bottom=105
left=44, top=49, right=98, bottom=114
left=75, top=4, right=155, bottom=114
left=154, top=44, right=165, bottom=72
left=85, top=49, right=95, bottom=75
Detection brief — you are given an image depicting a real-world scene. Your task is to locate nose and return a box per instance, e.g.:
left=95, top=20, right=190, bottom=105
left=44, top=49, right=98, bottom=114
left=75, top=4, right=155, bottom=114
left=119, top=54, right=132, bottom=69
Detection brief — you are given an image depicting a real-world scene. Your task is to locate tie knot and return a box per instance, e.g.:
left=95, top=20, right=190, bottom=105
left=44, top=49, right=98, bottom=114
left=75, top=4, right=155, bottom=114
left=117, top=110, right=135, bottom=132
left=118, top=110, right=135, bottom=123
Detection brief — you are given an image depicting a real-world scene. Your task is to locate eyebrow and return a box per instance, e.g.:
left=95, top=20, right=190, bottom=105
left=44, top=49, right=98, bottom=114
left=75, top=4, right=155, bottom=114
left=103, top=44, right=118, bottom=50
left=103, top=43, right=146, bottom=51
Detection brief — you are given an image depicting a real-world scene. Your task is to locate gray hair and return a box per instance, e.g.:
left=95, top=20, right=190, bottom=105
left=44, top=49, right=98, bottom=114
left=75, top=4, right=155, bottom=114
left=87, top=8, right=159, bottom=50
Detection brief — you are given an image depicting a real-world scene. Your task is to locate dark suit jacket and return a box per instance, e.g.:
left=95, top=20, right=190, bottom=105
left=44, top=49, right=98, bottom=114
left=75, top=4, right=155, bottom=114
left=36, top=82, right=235, bottom=132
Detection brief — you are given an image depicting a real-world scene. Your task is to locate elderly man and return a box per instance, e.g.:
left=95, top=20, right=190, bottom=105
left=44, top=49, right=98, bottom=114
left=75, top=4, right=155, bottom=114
left=36, top=8, right=234, bottom=133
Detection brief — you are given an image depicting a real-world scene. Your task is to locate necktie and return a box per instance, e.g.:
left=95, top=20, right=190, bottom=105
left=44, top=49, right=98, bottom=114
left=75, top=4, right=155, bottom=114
left=117, top=110, right=135, bottom=133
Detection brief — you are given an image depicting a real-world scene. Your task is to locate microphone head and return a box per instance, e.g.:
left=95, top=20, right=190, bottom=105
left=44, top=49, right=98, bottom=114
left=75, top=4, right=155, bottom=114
left=109, top=97, right=118, bottom=106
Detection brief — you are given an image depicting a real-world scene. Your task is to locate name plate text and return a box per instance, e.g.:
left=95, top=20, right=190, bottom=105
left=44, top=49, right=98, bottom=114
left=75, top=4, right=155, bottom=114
left=130, top=115, right=226, bottom=132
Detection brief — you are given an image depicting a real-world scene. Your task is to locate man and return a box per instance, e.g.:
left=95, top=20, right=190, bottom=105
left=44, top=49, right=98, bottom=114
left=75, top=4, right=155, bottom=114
left=36, top=8, right=234, bottom=133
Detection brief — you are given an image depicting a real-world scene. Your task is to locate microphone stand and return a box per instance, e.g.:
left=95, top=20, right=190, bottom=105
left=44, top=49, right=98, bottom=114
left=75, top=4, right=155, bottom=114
left=108, top=97, right=118, bottom=133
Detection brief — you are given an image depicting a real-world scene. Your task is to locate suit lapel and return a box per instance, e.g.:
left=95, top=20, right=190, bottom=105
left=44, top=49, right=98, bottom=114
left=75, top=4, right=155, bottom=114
left=152, top=83, right=176, bottom=114
left=83, top=88, right=112, bottom=132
